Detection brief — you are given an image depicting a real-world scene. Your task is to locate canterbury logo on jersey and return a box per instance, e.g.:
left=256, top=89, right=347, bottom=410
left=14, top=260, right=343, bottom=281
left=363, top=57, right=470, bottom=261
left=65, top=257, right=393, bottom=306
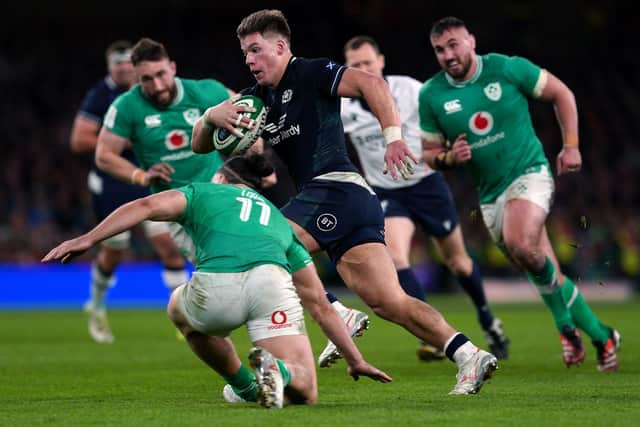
left=145, top=114, right=162, bottom=127
left=444, top=99, right=462, bottom=114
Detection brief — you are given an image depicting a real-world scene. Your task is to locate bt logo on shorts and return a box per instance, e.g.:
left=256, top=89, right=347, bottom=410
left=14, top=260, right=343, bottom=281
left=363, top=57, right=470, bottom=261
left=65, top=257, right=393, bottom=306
left=316, top=213, right=337, bottom=232
left=468, top=111, right=494, bottom=136
left=268, top=311, right=293, bottom=330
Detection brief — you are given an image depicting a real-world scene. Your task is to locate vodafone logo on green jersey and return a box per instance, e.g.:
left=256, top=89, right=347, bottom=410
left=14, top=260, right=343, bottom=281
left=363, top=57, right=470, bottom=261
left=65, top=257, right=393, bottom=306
left=165, top=130, right=189, bottom=150
left=468, top=111, right=494, bottom=136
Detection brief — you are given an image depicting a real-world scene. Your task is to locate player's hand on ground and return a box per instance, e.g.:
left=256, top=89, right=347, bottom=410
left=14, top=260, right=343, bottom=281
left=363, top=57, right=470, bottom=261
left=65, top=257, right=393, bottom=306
left=347, top=360, right=392, bottom=383
left=556, top=146, right=582, bottom=175
left=41, top=235, right=92, bottom=264
left=448, top=133, right=472, bottom=165
left=383, top=139, right=418, bottom=180
left=205, top=95, right=257, bottom=138
left=146, top=162, right=175, bottom=184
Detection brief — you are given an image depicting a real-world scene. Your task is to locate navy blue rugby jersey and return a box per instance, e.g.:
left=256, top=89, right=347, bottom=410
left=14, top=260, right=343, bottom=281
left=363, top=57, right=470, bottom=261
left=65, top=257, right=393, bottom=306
left=242, top=57, right=359, bottom=190
left=78, top=76, right=140, bottom=171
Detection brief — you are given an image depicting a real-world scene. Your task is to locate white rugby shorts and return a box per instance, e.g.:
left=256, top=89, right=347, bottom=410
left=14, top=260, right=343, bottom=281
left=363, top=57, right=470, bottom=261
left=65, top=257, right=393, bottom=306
left=176, top=264, right=306, bottom=341
left=480, top=165, right=554, bottom=243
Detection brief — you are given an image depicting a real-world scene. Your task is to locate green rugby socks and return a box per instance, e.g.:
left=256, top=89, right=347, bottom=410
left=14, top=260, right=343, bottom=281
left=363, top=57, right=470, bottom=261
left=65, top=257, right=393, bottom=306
left=527, top=257, right=574, bottom=331
left=224, top=364, right=258, bottom=402
left=561, top=277, right=609, bottom=343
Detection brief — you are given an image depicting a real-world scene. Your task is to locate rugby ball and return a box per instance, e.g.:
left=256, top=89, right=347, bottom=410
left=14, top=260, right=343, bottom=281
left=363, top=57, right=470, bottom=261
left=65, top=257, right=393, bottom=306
left=212, top=95, right=267, bottom=156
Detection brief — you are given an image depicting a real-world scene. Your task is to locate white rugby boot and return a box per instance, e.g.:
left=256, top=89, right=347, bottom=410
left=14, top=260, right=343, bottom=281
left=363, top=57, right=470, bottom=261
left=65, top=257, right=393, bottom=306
left=318, top=308, right=370, bottom=367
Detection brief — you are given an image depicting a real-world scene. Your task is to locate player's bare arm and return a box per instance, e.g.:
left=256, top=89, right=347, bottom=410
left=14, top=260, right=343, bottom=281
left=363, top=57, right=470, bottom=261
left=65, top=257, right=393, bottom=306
left=42, top=190, right=186, bottom=264
left=337, top=67, right=417, bottom=180
left=192, top=96, right=256, bottom=154
left=537, top=70, right=581, bottom=175
left=292, top=264, right=392, bottom=383
left=96, top=127, right=174, bottom=186
left=69, top=116, right=100, bottom=153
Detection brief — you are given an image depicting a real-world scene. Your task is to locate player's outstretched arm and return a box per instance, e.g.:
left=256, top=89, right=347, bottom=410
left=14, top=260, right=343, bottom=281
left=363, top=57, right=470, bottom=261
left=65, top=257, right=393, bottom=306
left=291, top=263, right=392, bottom=383
left=337, top=68, right=417, bottom=180
left=42, top=191, right=186, bottom=264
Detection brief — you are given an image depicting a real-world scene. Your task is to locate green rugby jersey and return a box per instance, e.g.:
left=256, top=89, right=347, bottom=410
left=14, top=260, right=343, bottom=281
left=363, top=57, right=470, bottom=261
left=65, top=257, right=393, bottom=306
left=176, top=183, right=312, bottom=273
left=104, top=78, right=228, bottom=193
left=419, top=53, right=550, bottom=203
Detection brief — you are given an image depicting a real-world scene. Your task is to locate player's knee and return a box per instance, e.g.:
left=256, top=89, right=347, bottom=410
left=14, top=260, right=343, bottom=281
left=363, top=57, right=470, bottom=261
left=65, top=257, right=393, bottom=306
left=443, top=253, right=472, bottom=276
left=304, top=389, right=318, bottom=405
left=504, top=237, right=537, bottom=266
left=388, top=251, right=409, bottom=270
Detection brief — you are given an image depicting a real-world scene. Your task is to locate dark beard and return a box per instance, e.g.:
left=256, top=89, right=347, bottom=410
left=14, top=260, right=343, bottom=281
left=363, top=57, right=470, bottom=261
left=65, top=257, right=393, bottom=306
left=149, top=85, right=177, bottom=107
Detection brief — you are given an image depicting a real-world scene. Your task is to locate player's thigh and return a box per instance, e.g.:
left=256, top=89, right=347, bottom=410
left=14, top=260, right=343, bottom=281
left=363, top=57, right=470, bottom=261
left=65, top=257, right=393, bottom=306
left=503, top=199, right=548, bottom=248
left=482, top=169, right=553, bottom=245
left=383, top=216, right=415, bottom=267
left=336, top=242, right=406, bottom=309
left=287, top=219, right=322, bottom=253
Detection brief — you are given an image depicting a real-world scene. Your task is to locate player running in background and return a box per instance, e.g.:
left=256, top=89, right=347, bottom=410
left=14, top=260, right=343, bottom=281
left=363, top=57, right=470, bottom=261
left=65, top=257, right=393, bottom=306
left=96, top=37, right=231, bottom=266
left=43, top=153, right=391, bottom=409
left=70, top=40, right=187, bottom=344
left=192, top=9, right=499, bottom=395
left=419, top=16, right=619, bottom=371
left=339, top=35, right=509, bottom=361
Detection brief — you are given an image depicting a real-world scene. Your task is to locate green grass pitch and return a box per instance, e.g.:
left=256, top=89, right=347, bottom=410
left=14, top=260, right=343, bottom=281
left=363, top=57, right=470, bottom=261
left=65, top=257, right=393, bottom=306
left=2, top=295, right=639, bottom=426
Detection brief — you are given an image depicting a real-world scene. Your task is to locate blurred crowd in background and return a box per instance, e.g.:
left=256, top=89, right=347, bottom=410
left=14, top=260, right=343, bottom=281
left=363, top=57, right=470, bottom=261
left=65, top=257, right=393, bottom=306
left=1, top=1, right=638, bottom=286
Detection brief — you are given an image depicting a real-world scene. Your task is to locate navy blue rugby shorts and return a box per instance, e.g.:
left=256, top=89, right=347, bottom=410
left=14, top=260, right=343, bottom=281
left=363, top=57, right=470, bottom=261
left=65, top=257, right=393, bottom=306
left=281, top=179, right=385, bottom=263
left=372, top=172, right=459, bottom=238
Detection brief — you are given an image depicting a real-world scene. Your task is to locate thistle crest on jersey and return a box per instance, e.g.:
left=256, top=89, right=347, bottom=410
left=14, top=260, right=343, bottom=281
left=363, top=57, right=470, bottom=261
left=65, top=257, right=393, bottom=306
left=483, top=82, right=502, bottom=101
left=468, top=111, right=494, bottom=136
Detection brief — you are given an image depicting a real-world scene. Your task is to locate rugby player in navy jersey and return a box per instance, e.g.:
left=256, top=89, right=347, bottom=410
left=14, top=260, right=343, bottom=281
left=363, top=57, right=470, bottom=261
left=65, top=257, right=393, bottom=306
left=192, top=9, right=498, bottom=395
left=70, top=40, right=187, bottom=343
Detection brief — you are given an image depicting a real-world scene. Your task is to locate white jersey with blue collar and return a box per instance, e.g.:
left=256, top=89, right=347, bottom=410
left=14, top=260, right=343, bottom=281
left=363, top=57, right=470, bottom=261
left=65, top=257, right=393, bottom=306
left=341, top=75, right=433, bottom=189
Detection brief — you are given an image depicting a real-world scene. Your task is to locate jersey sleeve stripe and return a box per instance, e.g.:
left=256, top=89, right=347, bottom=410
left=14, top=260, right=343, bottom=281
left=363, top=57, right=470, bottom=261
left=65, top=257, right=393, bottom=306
left=330, top=66, right=347, bottom=96
left=532, top=69, right=548, bottom=98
